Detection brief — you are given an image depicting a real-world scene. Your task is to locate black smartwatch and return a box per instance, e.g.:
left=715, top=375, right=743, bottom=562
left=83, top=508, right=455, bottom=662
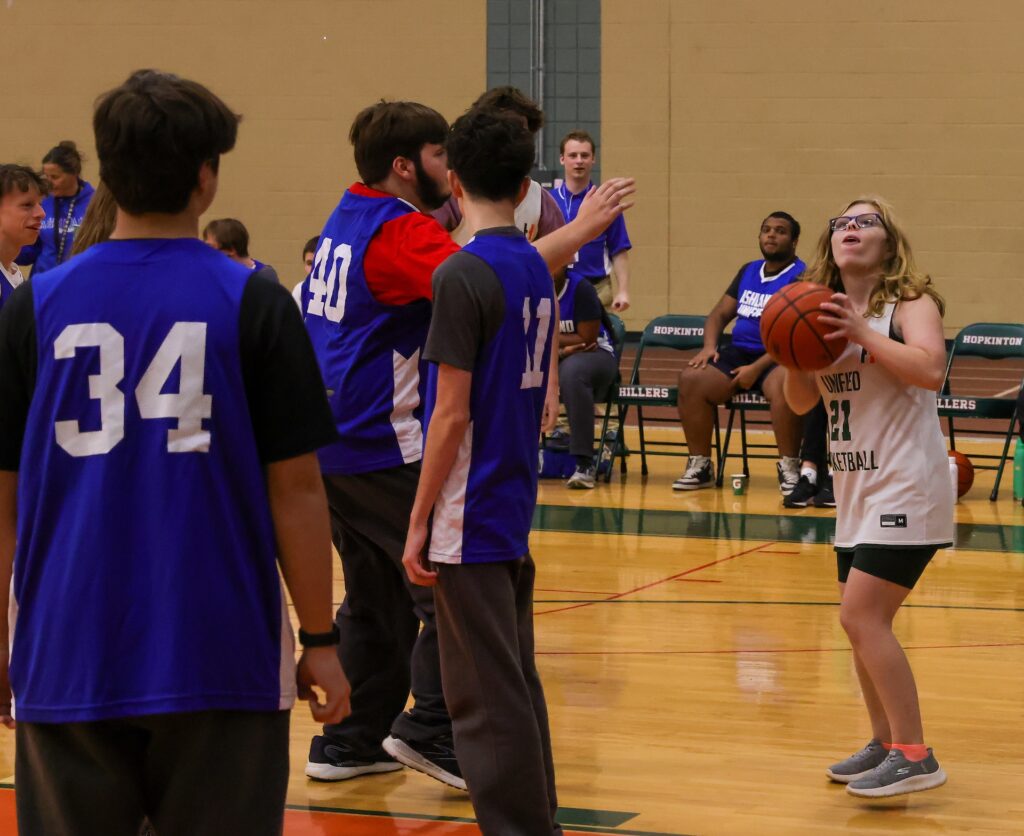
left=298, top=624, right=341, bottom=648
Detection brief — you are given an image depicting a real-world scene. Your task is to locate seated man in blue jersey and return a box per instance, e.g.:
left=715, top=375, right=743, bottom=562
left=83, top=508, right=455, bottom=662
left=0, top=69, right=349, bottom=835
left=203, top=216, right=280, bottom=283
left=550, top=130, right=632, bottom=312
left=674, top=212, right=805, bottom=494
left=0, top=165, right=47, bottom=309
left=556, top=270, right=619, bottom=488
left=403, top=106, right=576, bottom=836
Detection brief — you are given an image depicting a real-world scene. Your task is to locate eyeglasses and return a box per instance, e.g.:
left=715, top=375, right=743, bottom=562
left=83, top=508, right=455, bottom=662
left=829, top=213, right=885, bottom=233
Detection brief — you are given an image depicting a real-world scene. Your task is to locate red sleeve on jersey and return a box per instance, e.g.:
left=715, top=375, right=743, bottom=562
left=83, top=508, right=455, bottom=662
left=364, top=212, right=460, bottom=305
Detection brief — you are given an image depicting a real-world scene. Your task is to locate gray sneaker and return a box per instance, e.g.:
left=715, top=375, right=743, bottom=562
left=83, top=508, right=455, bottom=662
left=567, top=464, right=596, bottom=489
left=826, top=739, right=888, bottom=783
left=846, top=748, right=947, bottom=798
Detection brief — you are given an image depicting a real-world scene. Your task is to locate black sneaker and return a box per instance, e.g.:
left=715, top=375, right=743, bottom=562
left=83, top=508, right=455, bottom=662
left=305, top=735, right=402, bottom=781
left=813, top=475, right=836, bottom=507
left=782, top=475, right=817, bottom=508
left=382, top=734, right=467, bottom=790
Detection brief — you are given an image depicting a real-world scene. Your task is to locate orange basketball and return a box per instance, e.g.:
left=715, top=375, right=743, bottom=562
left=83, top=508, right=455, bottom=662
left=949, top=450, right=974, bottom=498
left=760, top=282, right=849, bottom=372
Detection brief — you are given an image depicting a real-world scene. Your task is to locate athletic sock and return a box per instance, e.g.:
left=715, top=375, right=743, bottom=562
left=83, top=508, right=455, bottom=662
left=575, top=455, right=592, bottom=468
left=891, top=743, right=929, bottom=762
left=800, top=466, right=818, bottom=485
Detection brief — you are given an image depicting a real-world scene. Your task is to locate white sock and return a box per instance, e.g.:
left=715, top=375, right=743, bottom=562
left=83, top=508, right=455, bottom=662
left=800, top=466, right=818, bottom=485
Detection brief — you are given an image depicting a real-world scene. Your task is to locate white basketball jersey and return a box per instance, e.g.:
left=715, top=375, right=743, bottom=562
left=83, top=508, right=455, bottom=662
left=816, top=302, right=954, bottom=550
left=451, top=179, right=544, bottom=246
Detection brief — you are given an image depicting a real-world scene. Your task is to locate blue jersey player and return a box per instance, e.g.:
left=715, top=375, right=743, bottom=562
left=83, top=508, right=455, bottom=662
left=403, top=108, right=567, bottom=834
left=298, top=100, right=635, bottom=790
left=0, top=70, right=349, bottom=835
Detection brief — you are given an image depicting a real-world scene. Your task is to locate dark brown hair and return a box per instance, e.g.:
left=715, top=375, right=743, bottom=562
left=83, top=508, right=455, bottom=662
left=202, top=217, right=249, bottom=256
left=42, top=140, right=85, bottom=176
left=349, top=101, right=448, bottom=185
left=448, top=108, right=534, bottom=202
left=94, top=69, right=240, bottom=215
left=302, top=236, right=319, bottom=258
left=472, top=87, right=544, bottom=135
left=559, top=130, right=596, bottom=155
left=0, top=164, right=48, bottom=200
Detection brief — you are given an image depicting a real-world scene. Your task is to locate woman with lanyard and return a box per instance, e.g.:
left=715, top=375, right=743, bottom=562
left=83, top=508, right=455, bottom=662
left=16, top=141, right=95, bottom=274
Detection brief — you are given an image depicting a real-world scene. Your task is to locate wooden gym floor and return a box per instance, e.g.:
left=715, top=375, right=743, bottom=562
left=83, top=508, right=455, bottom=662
left=0, top=427, right=1021, bottom=834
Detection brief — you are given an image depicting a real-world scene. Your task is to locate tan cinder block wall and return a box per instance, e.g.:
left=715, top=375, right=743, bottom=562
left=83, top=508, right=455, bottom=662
left=603, top=0, right=1024, bottom=333
left=0, top=0, right=484, bottom=289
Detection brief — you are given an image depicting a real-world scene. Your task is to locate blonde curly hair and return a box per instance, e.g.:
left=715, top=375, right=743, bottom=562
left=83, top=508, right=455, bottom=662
left=801, top=195, right=945, bottom=318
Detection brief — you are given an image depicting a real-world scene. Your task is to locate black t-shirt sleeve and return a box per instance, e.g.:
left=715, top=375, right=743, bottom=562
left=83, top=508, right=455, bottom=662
left=239, top=275, right=338, bottom=463
left=572, top=279, right=603, bottom=324
left=725, top=264, right=747, bottom=299
left=423, top=250, right=505, bottom=371
left=0, top=283, right=38, bottom=471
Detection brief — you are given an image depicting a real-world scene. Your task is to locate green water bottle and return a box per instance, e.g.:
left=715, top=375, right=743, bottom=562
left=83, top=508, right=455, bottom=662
left=1014, top=438, right=1024, bottom=502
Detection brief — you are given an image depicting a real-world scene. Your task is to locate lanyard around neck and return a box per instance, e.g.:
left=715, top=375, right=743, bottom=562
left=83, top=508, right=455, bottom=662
left=55, top=189, right=80, bottom=264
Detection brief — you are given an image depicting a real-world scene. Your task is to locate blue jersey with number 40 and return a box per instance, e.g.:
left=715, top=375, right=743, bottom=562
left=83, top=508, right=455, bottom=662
left=12, top=239, right=294, bottom=723
left=425, top=232, right=555, bottom=565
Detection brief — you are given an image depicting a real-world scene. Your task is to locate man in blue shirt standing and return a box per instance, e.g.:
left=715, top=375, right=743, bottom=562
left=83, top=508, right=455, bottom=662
left=550, top=130, right=632, bottom=313
left=674, top=212, right=805, bottom=494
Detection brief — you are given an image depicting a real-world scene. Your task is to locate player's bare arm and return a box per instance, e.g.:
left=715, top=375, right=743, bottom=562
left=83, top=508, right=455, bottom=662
left=403, top=364, right=473, bottom=587
left=610, top=249, right=630, bottom=312
left=0, top=470, right=15, bottom=729
left=267, top=452, right=351, bottom=724
left=819, top=292, right=946, bottom=390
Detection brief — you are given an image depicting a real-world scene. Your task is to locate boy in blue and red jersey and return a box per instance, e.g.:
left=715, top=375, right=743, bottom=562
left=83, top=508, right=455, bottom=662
left=402, top=108, right=565, bottom=835
left=0, top=69, right=349, bottom=835
left=300, top=101, right=634, bottom=788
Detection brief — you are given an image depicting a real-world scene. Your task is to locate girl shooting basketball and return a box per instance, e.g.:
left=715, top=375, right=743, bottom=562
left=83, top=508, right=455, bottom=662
left=783, top=196, right=953, bottom=798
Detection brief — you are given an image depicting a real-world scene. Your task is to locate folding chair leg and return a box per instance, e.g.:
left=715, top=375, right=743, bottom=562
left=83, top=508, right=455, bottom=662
left=718, top=408, right=737, bottom=487
left=637, top=406, right=649, bottom=476
left=989, top=421, right=1016, bottom=501
left=740, top=409, right=750, bottom=478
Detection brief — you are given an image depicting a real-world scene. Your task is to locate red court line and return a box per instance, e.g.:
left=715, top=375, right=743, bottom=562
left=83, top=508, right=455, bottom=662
left=535, top=588, right=622, bottom=595
left=0, top=790, right=600, bottom=835
left=758, top=550, right=800, bottom=555
left=535, top=542, right=774, bottom=617
left=537, top=641, right=1024, bottom=657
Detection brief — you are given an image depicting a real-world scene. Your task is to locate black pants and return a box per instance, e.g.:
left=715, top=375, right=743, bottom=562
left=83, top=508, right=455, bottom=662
left=322, top=464, right=450, bottom=756
left=559, top=349, right=619, bottom=458
left=16, top=710, right=289, bottom=836
left=434, top=555, right=562, bottom=836
left=800, top=398, right=828, bottom=471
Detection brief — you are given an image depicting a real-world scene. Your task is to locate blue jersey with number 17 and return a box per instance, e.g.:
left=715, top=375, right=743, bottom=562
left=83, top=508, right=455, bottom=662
left=12, top=239, right=295, bottom=724
left=425, top=232, right=555, bottom=565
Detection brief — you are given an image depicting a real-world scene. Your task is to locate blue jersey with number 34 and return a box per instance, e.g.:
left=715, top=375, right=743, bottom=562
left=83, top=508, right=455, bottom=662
left=425, top=232, right=555, bottom=565
left=12, top=239, right=294, bottom=723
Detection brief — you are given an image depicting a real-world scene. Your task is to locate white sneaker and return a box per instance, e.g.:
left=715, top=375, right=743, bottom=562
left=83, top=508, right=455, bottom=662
left=777, top=457, right=801, bottom=496
left=673, top=456, right=714, bottom=491
left=567, top=464, right=596, bottom=489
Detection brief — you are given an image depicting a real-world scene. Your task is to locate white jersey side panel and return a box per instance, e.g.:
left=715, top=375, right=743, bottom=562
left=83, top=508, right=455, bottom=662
left=816, top=302, right=954, bottom=550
